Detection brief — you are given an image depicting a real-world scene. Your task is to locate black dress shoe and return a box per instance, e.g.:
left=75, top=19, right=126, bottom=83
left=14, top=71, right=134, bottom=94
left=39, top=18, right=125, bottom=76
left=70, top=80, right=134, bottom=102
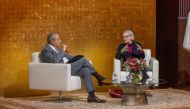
left=87, top=95, right=106, bottom=103
left=141, top=78, right=148, bottom=84
left=98, top=79, right=112, bottom=86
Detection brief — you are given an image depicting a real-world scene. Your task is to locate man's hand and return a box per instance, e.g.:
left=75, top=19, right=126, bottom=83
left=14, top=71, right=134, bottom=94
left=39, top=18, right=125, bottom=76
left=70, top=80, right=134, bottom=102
left=137, top=44, right=143, bottom=50
left=121, top=45, right=129, bottom=53
left=62, top=44, right=69, bottom=54
left=63, top=44, right=67, bottom=51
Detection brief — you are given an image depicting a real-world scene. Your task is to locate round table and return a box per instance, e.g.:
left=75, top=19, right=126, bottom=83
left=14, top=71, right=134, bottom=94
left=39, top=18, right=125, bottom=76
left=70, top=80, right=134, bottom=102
left=119, top=83, right=150, bottom=106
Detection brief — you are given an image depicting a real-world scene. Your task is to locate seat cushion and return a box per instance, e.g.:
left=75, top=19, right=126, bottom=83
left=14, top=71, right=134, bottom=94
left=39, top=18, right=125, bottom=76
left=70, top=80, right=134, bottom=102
left=70, top=76, right=81, bottom=90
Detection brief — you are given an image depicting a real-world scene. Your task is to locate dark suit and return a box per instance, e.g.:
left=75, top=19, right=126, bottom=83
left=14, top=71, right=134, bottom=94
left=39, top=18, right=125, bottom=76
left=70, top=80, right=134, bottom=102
left=115, top=41, right=149, bottom=82
left=40, top=44, right=97, bottom=93
left=115, top=41, right=145, bottom=61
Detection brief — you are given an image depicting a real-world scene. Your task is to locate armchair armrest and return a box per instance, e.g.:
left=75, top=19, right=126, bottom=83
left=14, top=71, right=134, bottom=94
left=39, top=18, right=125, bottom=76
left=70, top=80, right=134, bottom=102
left=149, top=57, right=159, bottom=86
left=114, top=58, right=121, bottom=73
left=29, top=63, right=72, bottom=91
left=113, top=58, right=122, bottom=83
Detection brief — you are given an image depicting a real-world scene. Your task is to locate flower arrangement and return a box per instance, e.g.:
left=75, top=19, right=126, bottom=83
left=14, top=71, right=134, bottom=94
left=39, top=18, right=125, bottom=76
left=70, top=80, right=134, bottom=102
left=124, top=57, right=147, bottom=84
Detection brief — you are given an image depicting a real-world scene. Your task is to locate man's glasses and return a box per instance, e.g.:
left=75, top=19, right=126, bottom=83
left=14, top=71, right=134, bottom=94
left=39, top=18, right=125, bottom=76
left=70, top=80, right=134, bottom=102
left=123, top=35, right=130, bottom=38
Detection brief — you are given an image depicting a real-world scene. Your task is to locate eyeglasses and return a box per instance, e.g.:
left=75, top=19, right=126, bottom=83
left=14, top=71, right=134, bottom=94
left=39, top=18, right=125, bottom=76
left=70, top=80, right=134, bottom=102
left=123, top=35, right=130, bottom=38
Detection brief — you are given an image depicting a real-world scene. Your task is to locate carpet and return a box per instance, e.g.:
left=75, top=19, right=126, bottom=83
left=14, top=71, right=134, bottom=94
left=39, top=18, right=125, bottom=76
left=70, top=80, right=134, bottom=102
left=0, top=88, right=190, bottom=109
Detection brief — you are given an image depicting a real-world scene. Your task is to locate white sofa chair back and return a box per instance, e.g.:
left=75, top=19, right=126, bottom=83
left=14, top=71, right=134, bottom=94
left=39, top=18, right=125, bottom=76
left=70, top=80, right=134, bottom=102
left=31, top=52, right=40, bottom=63
left=143, top=49, right=151, bottom=66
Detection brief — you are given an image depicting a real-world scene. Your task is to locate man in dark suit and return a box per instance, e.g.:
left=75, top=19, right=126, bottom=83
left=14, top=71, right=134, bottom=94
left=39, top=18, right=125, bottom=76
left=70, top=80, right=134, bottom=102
left=40, top=32, right=111, bottom=103
left=115, top=30, right=149, bottom=83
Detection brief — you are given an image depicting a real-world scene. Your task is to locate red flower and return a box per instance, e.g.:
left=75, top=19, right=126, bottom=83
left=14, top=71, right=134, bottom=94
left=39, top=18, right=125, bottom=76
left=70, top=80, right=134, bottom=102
left=124, top=57, right=144, bottom=73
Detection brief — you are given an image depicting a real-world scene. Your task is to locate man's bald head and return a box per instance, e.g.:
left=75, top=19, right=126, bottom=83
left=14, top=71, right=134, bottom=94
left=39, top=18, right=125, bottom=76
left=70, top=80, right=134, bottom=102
left=47, top=32, right=61, bottom=47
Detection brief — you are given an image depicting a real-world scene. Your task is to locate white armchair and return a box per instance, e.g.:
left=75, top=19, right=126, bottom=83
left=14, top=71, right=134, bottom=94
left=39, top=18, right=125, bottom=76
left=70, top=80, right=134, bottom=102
left=112, top=49, right=159, bottom=87
left=28, top=52, right=81, bottom=100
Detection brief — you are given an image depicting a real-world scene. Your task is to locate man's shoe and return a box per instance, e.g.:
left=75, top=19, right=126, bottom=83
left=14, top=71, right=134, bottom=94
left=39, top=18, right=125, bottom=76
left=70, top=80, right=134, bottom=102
left=141, top=78, right=148, bottom=84
left=98, top=79, right=112, bottom=86
left=87, top=95, right=106, bottom=103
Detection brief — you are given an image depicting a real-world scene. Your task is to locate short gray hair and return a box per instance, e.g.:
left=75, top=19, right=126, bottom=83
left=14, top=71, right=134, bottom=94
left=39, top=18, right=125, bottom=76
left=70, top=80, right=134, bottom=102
left=123, top=30, right=135, bottom=39
left=47, top=32, right=58, bottom=43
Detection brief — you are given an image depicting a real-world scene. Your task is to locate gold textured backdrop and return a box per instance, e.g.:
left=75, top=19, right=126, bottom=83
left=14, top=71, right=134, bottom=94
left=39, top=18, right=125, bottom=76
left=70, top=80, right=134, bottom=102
left=0, top=0, right=156, bottom=97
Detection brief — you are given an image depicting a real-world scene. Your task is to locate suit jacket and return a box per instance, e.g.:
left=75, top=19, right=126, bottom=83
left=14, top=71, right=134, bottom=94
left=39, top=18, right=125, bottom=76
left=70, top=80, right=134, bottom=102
left=40, top=44, right=90, bottom=75
left=115, top=41, right=145, bottom=61
left=40, top=44, right=73, bottom=63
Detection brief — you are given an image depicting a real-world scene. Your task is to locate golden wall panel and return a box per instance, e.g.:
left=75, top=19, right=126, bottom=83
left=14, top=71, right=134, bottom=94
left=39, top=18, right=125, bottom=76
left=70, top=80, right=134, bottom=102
left=0, top=0, right=156, bottom=97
